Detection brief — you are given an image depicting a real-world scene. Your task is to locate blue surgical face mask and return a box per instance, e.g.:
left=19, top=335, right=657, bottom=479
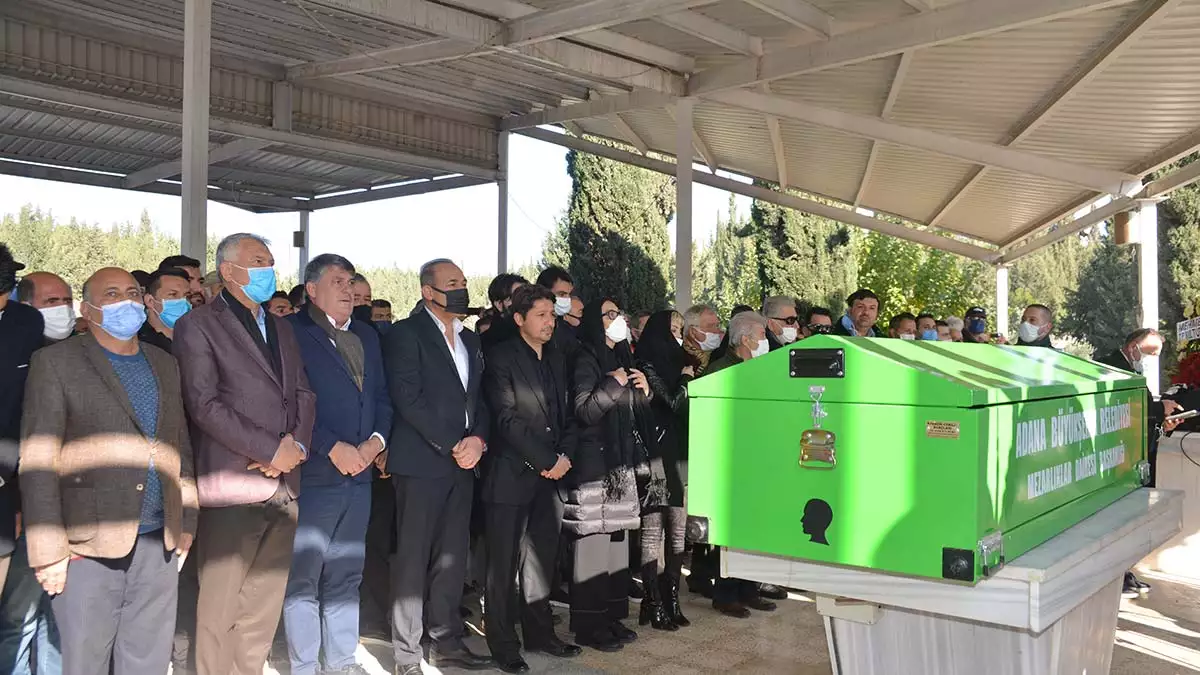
left=235, top=265, right=276, bottom=304
left=920, top=328, right=938, bottom=341
left=967, top=317, right=987, bottom=334
left=157, top=297, right=191, bottom=328
left=88, top=299, right=146, bottom=341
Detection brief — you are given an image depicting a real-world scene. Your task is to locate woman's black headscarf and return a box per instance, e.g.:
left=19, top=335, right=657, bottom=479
left=635, top=310, right=685, bottom=391
left=580, top=297, right=633, bottom=369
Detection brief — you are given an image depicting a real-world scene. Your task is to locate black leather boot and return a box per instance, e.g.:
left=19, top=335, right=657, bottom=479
left=661, top=572, right=690, bottom=627
left=637, top=563, right=679, bottom=631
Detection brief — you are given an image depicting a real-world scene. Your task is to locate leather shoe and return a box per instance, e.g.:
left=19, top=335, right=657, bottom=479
left=395, top=665, right=422, bottom=675
left=758, top=583, right=788, bottom=600
left=527, top=636, right=582, bottom=658
left=576, top=628, right=624, bottom=652
left=427, top=643, right=493, bottom=670
left=744, top=596, right=777, bottom=612
left=713, top=601, right=751, bottom=618
left=494, top=653, right=530, bottom=674
left=609, top=621, right=638, bottom=644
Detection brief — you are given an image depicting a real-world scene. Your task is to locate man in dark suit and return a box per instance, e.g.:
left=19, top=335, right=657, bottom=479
left=139, top=267, right=193, bottom=354
left=535, top=266, right=580, bottom=357
left=1095, top=327, right=1182, bottom=598
left=384, top=258, right=490, bottom=674
left=173, top=233, right=316, bottom=675
left=0, top=244, right=40, bottom=592
left=482, top=284, right=580, bottom=673
left=283, top=254, right=392, bottom=675
left=20, top=266, right=198, bottom=675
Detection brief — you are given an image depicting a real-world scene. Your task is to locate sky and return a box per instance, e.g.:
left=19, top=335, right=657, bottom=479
left=0, top=133, right=751, bottom=280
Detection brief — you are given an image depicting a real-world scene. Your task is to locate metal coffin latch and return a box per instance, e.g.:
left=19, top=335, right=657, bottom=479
left=978, top=531, right=1005, bottom=577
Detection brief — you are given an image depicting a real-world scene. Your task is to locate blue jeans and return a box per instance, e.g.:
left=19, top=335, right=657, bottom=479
left=0, top=536, right=62, bottom=675
left=283, top=482, right=371, bottom=675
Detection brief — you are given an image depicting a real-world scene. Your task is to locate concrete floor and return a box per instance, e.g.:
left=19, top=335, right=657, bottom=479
left=263, top=568, right=1200, bottom=675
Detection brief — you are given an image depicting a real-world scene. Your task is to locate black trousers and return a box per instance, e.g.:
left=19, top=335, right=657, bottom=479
left=52, top=530, right=178, bottom=675
left=360, top=475, right=396, bottom=635
left=390, top=471, right=473, bottom=665
left=569, top=532, right=630, bottom=636
left=483, top=480, right=563, bottom=656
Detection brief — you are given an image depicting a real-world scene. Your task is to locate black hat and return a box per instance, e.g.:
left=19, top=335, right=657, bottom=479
left=965, top=306, right=987, bottom=317
left=0, top=243, right=25, bottom=272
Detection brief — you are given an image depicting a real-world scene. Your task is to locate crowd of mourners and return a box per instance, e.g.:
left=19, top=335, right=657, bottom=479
left=0, top=233, right=1175, bottom=675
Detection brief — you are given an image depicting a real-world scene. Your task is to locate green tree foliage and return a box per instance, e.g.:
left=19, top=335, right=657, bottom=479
left=1062, top=231, right=1137, bottom=353
left=749, top=186, right=858, bottom=313
left=693, top=195, right=761, bottom=317
left=1007, top=233, right=1093, bottom=331
left=549, top=142, right=675, bottom=312
left=857, top=232, right=993, bottom=321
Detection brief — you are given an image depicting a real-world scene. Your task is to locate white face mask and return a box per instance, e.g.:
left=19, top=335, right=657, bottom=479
left=750, top=338, right=770, bottom=359
left=1137, top=354, right=1159, bottom=377
left=899, top=333, right=916, bottom=341
left=780, top=326, right=798, bottom=344
left=1018, top=321, right=1042, bottom=343
left=553, top=296, right=572, bottom=317
left=39, top=304, right=75, bottom=340
left=699, top=331, right=722, bottom=352
left=606, top=315, right=629, bottom=343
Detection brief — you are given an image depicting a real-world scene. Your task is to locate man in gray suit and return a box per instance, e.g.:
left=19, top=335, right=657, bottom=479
left=174, top=233, right=316, bottom=675
left=19, top=266, right=198, bottom=675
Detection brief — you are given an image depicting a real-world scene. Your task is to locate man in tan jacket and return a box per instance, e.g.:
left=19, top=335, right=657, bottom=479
left=19, top=266, right=198, bottom=675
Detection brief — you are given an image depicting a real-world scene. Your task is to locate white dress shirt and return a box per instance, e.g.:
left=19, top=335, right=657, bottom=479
left=425, top=307, right=471, bottom=429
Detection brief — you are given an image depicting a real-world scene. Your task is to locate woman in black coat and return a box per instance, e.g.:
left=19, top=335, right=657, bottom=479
left=565, top=298, right=648, bottom=652
left=634, top=310, right=694, bottom=630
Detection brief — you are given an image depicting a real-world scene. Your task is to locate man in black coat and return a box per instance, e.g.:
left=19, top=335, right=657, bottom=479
left=1095, top=327, right=1182, bottom=597
left=383, top=258, right=491, bottom=674
left=0, top=244, right=41, bottom=591
left=481, top=284, right=580, bottom=674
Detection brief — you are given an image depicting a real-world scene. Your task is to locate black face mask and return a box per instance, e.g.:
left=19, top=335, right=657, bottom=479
left=432, top=287, right=470, bottom=315
left=352, top=304, right=374, bottom=324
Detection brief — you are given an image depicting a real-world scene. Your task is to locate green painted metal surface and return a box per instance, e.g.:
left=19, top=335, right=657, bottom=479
left=687, top=336, right=1147, bottom=583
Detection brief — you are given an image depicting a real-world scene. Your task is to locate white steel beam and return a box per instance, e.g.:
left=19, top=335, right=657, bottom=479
left=760, top=83, right=788, bottom=190
left=498, top=131, right=510, bottom=273
left=502, top=89, right=676, bottom=130
left=516, top=126, right=999, bottom=261
left=182, top=0, right=211, bottom=265
left=666, top=104, right=718, bottom=173
left=1143, top=160, right=1200, bottom=198
left=309, top=175, right=489, bottom=210
left=687, top=0, right=1139, bottom=94
left=998, top=197, right=1133, bottom=263
left=0, top=159, right=302, bottom=211
left=438, top=0, right=694, bottom=72
left=288, top=39, right=479, bottom=79
left=297, top=211, right=310, bottom=282
left=928, top=0, right=1180, bottom=227
left=0, top=76, right=500, bottom=180
left=504, top=0, right=716, bottom=46
left=854, top=51, right=911, bottom=206
left=676, top=98, right=695, bottom=310
left=1136, top=200, right=1160, bottom=393
left=657, top=11, right=763, bottom=55
left=124, top=137, right=271, bottom=188
left=703, top=89, right=1137, bottom=193
left=995, top=265, right=1009, bottom=336
left=741, top=0, right=834, bottom=37
left=296, top=0, right=684, bottom=94
left=611, top=114, right=650, bottom=154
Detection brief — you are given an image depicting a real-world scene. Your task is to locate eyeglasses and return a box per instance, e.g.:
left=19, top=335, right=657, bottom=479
left=770, top=315, right=800, bottom=326
left=807, top=324, right=832, bottom=335
left=602, top=310, right=622, bottom=320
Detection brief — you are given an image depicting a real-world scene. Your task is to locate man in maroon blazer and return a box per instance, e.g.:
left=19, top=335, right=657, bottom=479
left=173, top=233, right=316, bottom=675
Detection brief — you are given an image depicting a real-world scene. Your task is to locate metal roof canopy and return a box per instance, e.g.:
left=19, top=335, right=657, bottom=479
left=3, top=0, right=1200, bottom=264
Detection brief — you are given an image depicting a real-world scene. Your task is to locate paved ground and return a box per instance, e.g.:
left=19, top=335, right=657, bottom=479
left=262, top=570, right=1200, bottom=674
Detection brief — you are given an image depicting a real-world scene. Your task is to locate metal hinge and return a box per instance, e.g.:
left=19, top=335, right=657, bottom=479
left=1135, top=460, right=1151, bottom=486
left=978, top=531, right=1005, bottom=577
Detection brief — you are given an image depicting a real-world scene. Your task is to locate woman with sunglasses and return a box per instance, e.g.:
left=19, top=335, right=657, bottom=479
left=564, top=298, right=650, bottom=652
left=632, top=310, right=694, bottom=631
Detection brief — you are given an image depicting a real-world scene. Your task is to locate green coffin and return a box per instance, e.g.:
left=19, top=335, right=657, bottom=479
left=687, top=336, right=1149, bottom=583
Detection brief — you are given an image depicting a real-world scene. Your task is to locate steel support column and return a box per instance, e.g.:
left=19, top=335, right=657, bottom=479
left=1137, top=200, right=1160, bottom=394
left=497, top=131, right=510, bottom=274
left=996, top=265, right=1010, bottom=338
left=675, top=99, right=694, bottom=310
left=297, top=210, right=310, bottom=283
left=181, top=0, right=211, bottom=267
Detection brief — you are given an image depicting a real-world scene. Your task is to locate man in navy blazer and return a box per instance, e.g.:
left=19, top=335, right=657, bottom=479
left=282, top=254, right=392, bottom=675
left=384, top=258, right=490, bottom=674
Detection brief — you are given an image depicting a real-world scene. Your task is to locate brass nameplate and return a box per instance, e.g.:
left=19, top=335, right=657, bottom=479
left=926, top=421, right=960, bottom=439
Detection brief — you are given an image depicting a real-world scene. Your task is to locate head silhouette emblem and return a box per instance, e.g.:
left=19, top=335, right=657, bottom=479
left=802, top=498, right=833, bottom=545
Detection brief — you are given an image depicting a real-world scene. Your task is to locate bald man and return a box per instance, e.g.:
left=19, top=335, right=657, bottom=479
left=20, top=267, right=197, bottom=675
left=1016, top=304, right=1055, bottom=348
left=17, top=271, right=76, bottom=343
